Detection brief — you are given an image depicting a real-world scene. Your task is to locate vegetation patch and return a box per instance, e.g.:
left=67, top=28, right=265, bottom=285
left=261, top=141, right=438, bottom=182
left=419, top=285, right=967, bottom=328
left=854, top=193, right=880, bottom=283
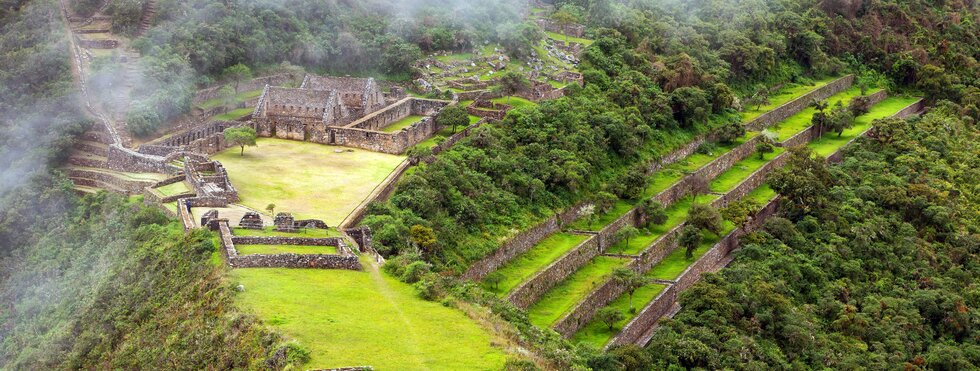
left=709, top=147, right=786, bottom=193
left=235, top=244, right=338, bottom=255
left=740, top=76, right=839, bottom=122
left=526, top=256, right=631, bottom=328
left=213, top=138, right=404, bottom=225
left=232, top=260, right=508, bottom=369
left=482, top=232, right=590, bottom=295
left=571, top=283, right=667, bottom=347
left=213, top=107, right=253, bottom=121
left=381, top=115, right=425, bottom=133
left=807, top=96, right=920, bottom=157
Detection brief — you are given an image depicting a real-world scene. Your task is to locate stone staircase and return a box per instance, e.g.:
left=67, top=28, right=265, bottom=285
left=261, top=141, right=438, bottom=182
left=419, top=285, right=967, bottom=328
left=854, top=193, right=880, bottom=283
left=135, top=0, right=156, bottom=36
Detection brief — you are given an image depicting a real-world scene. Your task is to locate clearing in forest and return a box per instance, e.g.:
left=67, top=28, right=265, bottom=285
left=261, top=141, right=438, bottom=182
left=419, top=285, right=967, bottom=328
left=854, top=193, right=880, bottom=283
left=212, top=138, right=404, bottom=226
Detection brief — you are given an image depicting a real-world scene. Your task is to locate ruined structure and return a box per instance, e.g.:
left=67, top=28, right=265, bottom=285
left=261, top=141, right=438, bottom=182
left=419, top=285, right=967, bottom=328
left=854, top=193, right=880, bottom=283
left=251, top=74, right=449, bottom=154
left=239, top=212, right=264, bottom=229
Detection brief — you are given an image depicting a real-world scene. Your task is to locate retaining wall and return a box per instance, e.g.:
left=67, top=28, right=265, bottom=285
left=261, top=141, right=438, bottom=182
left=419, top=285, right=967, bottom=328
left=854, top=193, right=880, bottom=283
left=507, top=234, right=600, bottom=309
left=462, top=203, right=589, bottom=280
left=745, top=75, right=855, bottom=131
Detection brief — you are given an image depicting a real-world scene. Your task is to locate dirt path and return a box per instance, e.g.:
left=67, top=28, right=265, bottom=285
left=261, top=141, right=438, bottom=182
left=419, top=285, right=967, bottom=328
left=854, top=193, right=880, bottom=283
left=361, top=258, right=430, bottom=368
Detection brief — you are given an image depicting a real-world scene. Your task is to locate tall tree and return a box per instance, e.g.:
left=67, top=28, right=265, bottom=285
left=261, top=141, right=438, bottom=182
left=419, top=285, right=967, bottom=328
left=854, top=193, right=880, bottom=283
left=223, top=63, right=252, bottom=92
left=497, top=70, right=530, bottom=105
left=687, top=203, right=723, bottom=237
left=612, top=268, right=648, bottom=313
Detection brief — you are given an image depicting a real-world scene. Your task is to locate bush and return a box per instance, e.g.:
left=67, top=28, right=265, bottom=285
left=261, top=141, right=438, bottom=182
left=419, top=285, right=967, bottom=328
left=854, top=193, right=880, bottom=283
left=401, top=261, right=432, bottom=283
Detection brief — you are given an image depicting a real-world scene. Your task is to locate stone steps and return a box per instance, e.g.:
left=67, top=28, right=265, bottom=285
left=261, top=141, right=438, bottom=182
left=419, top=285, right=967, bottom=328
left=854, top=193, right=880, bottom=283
left=136, top=0, right=157, bottom=36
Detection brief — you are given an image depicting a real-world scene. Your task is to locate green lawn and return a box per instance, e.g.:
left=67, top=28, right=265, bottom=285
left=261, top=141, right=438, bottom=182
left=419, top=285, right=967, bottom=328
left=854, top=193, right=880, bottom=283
left=571, top=282, right=667, bottom=347
left=154, top=181, right=191, bottom=196
left=414, top=115, right=481, bottom=150
left=808, top=96, right=920, bottom=157
left=482, top=233, right=591, bottom=295
left=526, top=256, right=631, bottom=328
left=567, top=199, right=634, bottom=231
left=235, top=244, right=339, bottom=255
left=198, top=88, right=263, bottom=110
left=708, top=147, right=786, bottom=193
left=213, top=107, right=253, bottom=121
left=744, top=183, right=777, bottom=206
left=772, top=87, right=878, bottom=142
left=232, top=226, right=342, bottom=238
left=213, top=138, right=404, bottom=225
left=740, top=76, right=839, bottom=122
left=647, top=221, right=735, bottom=281
left=233, top=259, right=508, bottom=370
left=435, top=53, right=474, bottom=63
left=545, top=31, right=594, bottom=46
left=382, top=115, right=425, bottom=133
left=490, top=96, right=536, bottom=109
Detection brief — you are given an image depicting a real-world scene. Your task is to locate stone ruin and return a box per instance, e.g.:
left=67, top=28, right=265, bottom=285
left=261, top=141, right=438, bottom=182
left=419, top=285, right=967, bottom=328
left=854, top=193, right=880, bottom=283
left=274, top=212, right=329, bottom=232
left=240, top=212, right=264, bottom=229
left=250, top=73, right=450, bottom=154
left=201, top=209, right=220, bottom=230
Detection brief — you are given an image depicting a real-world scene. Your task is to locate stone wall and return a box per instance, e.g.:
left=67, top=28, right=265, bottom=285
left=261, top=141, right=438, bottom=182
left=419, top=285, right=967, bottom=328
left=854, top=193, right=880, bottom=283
left=76, top=37, right=118, bottom=49
left=231, top=236, right=351, bottom=255
left=106, top=144, right=171, bottom=174
left=462, top=203, right=589, bottom=280
left=217, top=221, right=361, bottom=270
left=507, top=234, right=599, bottom=309
left=745, top=75, right=854, bottom=131
left=193, top=74, right=296, bottom=104
left=610, top=198, right=779, bottom=347
left=535, top=18, right=586, bottom=38
left=431, top=117, right=486, bottom=155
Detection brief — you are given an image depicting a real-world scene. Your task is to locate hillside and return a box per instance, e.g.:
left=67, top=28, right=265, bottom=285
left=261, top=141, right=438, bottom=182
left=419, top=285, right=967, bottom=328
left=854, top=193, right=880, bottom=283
left=1, top=0, right=978, bottom=369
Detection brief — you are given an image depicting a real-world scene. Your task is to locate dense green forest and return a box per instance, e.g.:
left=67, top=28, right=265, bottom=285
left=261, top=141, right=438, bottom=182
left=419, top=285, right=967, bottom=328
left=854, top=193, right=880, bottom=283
left=644, top=106, right=979, bottom=369
left=0, top=0, right=295, bottom=368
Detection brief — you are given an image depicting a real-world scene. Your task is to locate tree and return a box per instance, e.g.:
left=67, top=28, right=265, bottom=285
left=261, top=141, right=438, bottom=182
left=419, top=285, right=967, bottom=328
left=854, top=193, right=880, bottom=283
left=688, top=175, right=710, bottom=202
left=613, top=268, right=648, bottom=313
left=745, top=84, right=770, bottom=110
left=614, top=226, right=640, bottom=253
left=223, top=63, right=252, bottom=92
left=769, top=146, right=834, bottom=215
left=721, top=198, right=760, bottom=230
left=409, top=224, right=439, bottom=257
left=811, top=99, right=830, bottom=137
left=641, top=200, right=668, bottom=228
left=218, top=85, right=236, bottom=113
left=497, top=70, right=530, bottom=105
left=828, top=102, right=855, bottom=137
left=687, top=203, right=723, bottom=237
left=757, top=129, right=777, bottom=159
left=593, top=191, right=618, bottom=215
left=716, top=120, right=746, bottom=144
left=596, top=307, right=625, bottom=331
left=223, top=127, right=257, bottom=156
left=670, top=87, right=711, bottom=127
left=484, top=271, right=504, bottom=291
left=265, top=203, right=276, bottom=215
left=437, top=104, right=469, bottom=134
left=550, top=9, right=578, bottom=44
left=679, top=225, right=703, bottom=259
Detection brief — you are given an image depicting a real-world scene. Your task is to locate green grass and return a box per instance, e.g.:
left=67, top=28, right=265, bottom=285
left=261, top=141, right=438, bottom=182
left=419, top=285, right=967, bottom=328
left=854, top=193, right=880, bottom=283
left=232, top=226, right=342, bottom=238
left=382, top=115, right=425, bottom=133
left=213, top=107, right=253, bottom=121
left=163, top=202, right=178, bottom=214
left=235, top=244, right=339, bottom=255
left=490, top=96, right=536, bottom=109
left=482, top=233, right=591, bottom=295
left=708, top=146, right=786, bottom=193
left=808, top=96, right=920, bottom=157
left=567, top=199, right=634, bottom=231
left=526, top=256, right=631, bottom=328
left=155, top=181, right=191, bottom=197
left=571, top=283, right=667, bottom=347
left=740, top=76, right=839, bottom=122
left=545, top=31, right=594, bottom=46
left=745, top=183, right=777, bottom=206
left=605, top=196, right=706, bottom=255
left=771, top=87, right=877, bottom=142
left=213, top=138, right=404, bottom=225
left=647, top=221, right=735, bottom=281
left=233, top=259, right=507, bottom=370
left=435, top=53, right=474, bottom=63
left=198, top=88, right=263, bottom=110
left=413, top=116, right=482, bottom=151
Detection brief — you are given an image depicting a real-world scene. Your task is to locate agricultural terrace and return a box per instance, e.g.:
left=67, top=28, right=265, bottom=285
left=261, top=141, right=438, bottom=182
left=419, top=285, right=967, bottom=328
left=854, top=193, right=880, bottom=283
left=233, top=258, right=508, bottom=369
left=739, top=76, right=839, bottom=122
left=569, top=92, right=920, bottom=347
left=213, top=138, right=404, bottom=226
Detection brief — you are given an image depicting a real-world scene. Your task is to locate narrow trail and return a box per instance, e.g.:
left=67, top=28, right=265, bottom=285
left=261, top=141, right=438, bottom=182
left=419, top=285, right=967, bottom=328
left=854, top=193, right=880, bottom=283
left=362, top=258, right=429, bottom=369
